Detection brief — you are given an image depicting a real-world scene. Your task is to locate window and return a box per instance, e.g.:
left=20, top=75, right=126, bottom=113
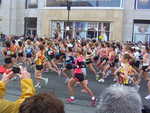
left=24, top=17, right=37, bottom=36
left=46, top=0, right=122, bottom=8
left=136, top=0, right=150, bottom=9
left=51, top=21, right=111, bottom=41
left=133, top=20, right=150, bottom=42
left=25, top=0, right=38, bottom=9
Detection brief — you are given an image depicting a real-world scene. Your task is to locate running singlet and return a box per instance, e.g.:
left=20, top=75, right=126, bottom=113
left=73, top=56, right=85, bottom=74
left=25, top=47, right=32, bottom=55
left=35, top=53, right=45, bottom=65
left=5, top=47, right=15, bottom=56
left=119, top=68, right=128, bottom=84
left=65, top=55, right=74, bottom=65
left=45, top=48, right=54, bottom=60
left=118, top=65, right=133, bottom=85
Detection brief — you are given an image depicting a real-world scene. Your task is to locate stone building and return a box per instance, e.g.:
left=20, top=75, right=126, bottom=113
left=0, top=0, right=150, bottom=42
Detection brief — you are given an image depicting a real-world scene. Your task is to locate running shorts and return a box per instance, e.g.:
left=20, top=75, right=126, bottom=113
left=74, top=73, right=84, bottom=82
left=36, top=65, right=43, bottom=71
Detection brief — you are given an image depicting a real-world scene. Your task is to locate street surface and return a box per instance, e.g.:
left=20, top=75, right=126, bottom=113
left=0, top=48, right=149, bottom=113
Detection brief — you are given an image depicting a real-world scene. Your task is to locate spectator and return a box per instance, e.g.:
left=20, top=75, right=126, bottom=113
left=142, top=105, right=150, bottom=113
left=96, top=85, right=142, bottom=113
left=0, top=67, right=35, bottom=113
left=19, top=93, right=65, bottom=113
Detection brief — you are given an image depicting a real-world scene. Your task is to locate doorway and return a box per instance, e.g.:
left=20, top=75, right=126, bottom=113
left=24, top=17, right=37, bottom=36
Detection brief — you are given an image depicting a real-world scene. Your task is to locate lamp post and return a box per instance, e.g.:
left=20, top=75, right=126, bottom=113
left=67, top=0, right=71, bottom=25
left=66, top=0, right=71, bottom=39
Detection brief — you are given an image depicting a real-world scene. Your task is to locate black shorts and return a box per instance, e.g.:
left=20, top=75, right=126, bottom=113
left=55, top=54, right=61, bottom=60
left=134, top=61, right=140, bottom=68
left=93, top=56, right=99, bottom=61
left=114, top=58, right=119, bottom=63
left=142, top=66, right=149, bottom=72
left=101, top=57, right=108, bottom=63
left=26, top=53, right=32, bottom=58
left=74, top=73, right=84, bottom=82
left=109, top=62, right=115, bottom=67
left=86, top=59, right=92, bottom=64
left=65, top=64, right=73, bottom=70
left=36, top=65, right=43, bottom=70
left=18, top=52, right=24, bottom=57
left=49, top=55, right=54, bottom=59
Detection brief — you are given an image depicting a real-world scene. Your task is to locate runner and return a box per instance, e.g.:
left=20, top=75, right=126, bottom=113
left=24, top=40, right=34, bottom=66
left=45, top=42, right=60, bottom=74
left=34, top=44, right=48, bottom=88
left=66, top=49, right=96, bottom=106
left=114, top=54, right=138, bottom=86
left=17, top=41, right=24, bottom=63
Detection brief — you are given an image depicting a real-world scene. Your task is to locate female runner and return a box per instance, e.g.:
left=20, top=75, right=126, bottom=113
left=66, top=49, right=96, bottom=106
left=34, top=44, right=48, bottom=88
left=17, top=41, right=24, bottom=63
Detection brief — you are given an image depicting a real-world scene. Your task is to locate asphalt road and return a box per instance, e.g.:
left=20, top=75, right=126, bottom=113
left=0, top=49, right=150, bottom=113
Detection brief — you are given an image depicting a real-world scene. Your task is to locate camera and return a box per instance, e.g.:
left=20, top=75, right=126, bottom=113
left=12, top=66, right=21, bottom=74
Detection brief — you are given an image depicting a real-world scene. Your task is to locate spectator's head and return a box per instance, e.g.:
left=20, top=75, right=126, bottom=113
left=38, top=44, right=45, bottom=51
left=121, top=54, right=132, bottom=63
left=19, top=93, right=65, bottom=113
left=96, top=85, right=142, bottom=113
left=5, top=41, right=11, bottom=48
left=18, top=41, right=23, bottom=47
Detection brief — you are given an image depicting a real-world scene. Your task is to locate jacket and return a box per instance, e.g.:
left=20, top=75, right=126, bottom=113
left=0, top=79, right=35, bottom=113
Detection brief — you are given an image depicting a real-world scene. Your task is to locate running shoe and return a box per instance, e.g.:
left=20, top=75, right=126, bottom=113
left=81, top=89, right=88, bottom=94
left=44, top=69, right=49, bottom=73
left=145, top=95, right=150, bottom=100
left=65, top=77, right=70, bottom=84
left=98, top=79, right=105, bottom=83
left=35, top=82, right=41, bottom=88
left=113, top=78, right=117, bottom=82
left=96, top=75, right=100, bottom=81
left=91, top=98, right=96, bottom=106
left=66, top=98, right=76, bottom=103
left=11, top=76, right=18, bottom=81
left=44, top=78, right=49, bottom=86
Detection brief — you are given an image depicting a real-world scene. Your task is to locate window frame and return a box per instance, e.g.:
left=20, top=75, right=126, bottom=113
left=50, top=20, right=112, bottom=40
left=135, top=0, right=150, bottom=10
left=25, top=0, right=38, bottom=9
left=44, top=0, right=124, bottom=9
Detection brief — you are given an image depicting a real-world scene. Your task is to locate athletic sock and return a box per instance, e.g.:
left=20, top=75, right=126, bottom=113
left=70, top=96, right=75, bottom=100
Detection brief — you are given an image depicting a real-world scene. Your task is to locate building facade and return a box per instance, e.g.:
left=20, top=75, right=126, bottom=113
left=0, top=0, right=149, bottom=42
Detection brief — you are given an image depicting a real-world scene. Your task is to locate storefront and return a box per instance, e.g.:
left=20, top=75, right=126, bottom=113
left=36, top=0, right=123, bottom=40
left=51, top=21, right=111, bottom=41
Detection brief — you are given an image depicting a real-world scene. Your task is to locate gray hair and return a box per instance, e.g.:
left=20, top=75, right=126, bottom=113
left=96, top=85, right=142, bottom=113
